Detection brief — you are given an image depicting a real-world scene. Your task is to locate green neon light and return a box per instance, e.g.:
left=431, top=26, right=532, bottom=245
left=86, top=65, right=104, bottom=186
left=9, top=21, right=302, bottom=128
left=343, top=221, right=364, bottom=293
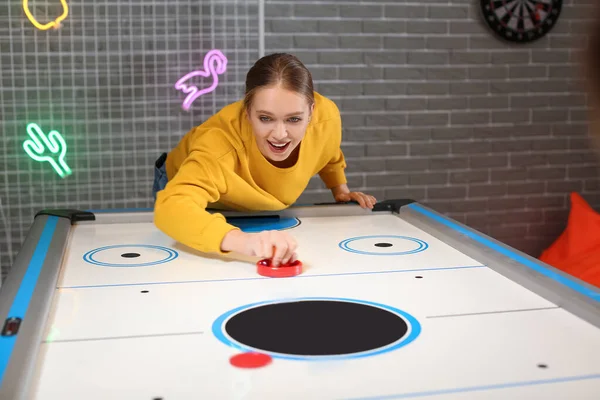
left=23, top=122, right=72, bottom=178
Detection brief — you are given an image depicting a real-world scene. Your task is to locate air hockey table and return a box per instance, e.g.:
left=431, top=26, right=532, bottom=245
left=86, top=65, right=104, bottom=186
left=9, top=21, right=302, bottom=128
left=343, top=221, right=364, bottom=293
left=1, top=199, right=599, bottom=399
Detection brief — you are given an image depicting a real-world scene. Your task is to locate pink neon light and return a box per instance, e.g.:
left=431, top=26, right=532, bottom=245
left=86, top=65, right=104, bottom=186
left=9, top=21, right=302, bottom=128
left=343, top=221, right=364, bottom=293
left=175, top=49, right=228, bottom=110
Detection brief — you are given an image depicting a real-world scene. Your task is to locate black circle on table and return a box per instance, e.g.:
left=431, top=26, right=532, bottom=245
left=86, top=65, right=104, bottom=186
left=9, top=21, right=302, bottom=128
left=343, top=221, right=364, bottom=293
left=121, top=252, right=141, bottom=258
left=537, top=363, right=548, bottom=368
left=374, top=242, right=393, bottom=248
left=141, top=290, right=149, bottom=293
left=224, top=300, right=408, bottom=356
left=479, top=0, right=562, bottom=44
left=415, top=276, right=423, bottom=279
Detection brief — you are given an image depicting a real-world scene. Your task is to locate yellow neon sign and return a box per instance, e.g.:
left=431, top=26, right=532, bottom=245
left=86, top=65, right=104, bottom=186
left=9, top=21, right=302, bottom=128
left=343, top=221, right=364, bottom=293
left=23, top=0, right=69, bottom=30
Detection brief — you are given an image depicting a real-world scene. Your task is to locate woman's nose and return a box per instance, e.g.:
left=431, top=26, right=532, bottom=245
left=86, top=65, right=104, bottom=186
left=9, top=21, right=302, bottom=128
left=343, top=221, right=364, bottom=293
left=272, top=123, right=287, bottom=139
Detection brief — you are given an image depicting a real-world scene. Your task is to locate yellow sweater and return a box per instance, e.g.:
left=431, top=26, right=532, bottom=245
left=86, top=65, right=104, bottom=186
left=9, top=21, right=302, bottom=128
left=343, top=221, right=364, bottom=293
left=154, top=91, right=347, bottom=254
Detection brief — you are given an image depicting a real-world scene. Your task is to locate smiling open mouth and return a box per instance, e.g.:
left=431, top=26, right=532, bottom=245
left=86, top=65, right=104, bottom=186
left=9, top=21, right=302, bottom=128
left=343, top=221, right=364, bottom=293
left=268, top=141, right=290, bottom=153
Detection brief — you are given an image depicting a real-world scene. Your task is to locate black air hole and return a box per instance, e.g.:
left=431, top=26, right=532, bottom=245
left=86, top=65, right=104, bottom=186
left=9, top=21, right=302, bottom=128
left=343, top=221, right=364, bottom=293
left=121, top=253, right=140, bottom=258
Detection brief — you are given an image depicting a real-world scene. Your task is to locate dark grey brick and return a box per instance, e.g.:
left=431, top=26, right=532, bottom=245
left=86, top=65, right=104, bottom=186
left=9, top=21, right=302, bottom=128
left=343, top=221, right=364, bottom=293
left=385, top=187, right=426, bottom=202
left=469, top=95, right=509, bottom=110
left=407, top=83, right=449, bottom=95
left=365, top=113, right=407, bottom=127
left=319, top=20, right=362, bottom=33
left=428, top=97, right=468, bottom=111
left=408, top=112, right=449, bottom=127
left=426, top=37, right=468, bottom=50
left=385, top=5, right=427, bottom=19
left=568, top=166, right=600, bottom=179
left=409, top=142, right=451, bottom=156
left=450, top=82, right=489, bottom=95
left=271, top=19, right=318, bottom=33
left=341, top=66, right=383, bottom=80
left=428, top=5, right=468, bottom=19
left=390, top=127, right=432, bottom=141
left=340, top=5, right=383, bottom=18
left=364, top=82, right=407, bottom=95
left=340, top=36, right=382, bottom=50
left=427, top=67, right=467, bottom=80
left=449, top=51, right=490, bottom=65
left=532, top=109, right=570, bottom=123
left=340, top=98, right=386, bottom=111
left=364, top=52, right=407, bottom=65
left=469, top=66, right=508, bottom=80
left=366, top=173, right=409, bottom=187
left=386, top=157, right=429, bottom=171
left=366, top=143, right=407, bottom=157
left=450, top=170, right=489, bottom=184
left=294, top=4, right=338, bottom=18
left=546, top=180, right=584, bottom=193
left=409, top=172, right=448, bottom=185
left=469, top=183, right=507, bottom=198
left=387, top=97, right=428, bottom=111
left=529, top=167, right=568, bottom=180
left=345, top=158, right=386, bottom=174
left=343, top=128, right=389, bottom=142
left=428, top=186, right=468, bottom=199
left=450, top=21, right=487, bottom=34
left=384, top=66, right=426, bottom=80
left=363, top=20, right=406, bottom=34
left=406, top=21, right=448, bottom=34
left=491, top=52, right=530, bottom=64
left=341, top=144, right=366, bottom=158
left=294, top=36, right=338, bottom=49
left=509, top=66, right=547, bottom=79
left=470, top=155, right=508, bottom=168
left=532, top=50, right=570, bottom=64
left=429, top=156, right=470, bottom=170
left=319, top=51, right=363, bottom=64
left=492, top=110, right=530, bottom=124
left=407, top=51, right=448, bottom=65
left=451, top=111, right=490, bottom=125
left=451, top=141, right=492, bottom=154
left=384, top=37, right=426, bottom=50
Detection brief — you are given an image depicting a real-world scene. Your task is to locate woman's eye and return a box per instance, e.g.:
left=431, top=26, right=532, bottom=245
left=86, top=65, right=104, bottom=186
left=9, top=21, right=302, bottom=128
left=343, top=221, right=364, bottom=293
left=259, top=116, right=270, bottom=122
left=288, top=117, right=301, bottom=123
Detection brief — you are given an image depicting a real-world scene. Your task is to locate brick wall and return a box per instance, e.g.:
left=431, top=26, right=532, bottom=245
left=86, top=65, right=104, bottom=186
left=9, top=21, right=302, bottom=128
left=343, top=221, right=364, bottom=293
left=265, top=0, right=600, bottom=257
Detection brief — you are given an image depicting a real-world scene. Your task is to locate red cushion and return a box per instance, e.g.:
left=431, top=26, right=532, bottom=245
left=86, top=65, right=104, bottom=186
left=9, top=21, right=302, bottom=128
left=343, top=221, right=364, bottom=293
left=539, top=192, right=600, bottom=288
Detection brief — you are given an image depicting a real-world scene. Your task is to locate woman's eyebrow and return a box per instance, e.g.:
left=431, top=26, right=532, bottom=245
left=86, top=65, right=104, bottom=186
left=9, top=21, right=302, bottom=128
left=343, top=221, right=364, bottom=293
left=256, top=110, right=304, bottom=117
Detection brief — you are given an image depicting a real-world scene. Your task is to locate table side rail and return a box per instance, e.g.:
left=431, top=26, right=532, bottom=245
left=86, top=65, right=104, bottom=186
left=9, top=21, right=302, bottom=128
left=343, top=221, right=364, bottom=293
left=399, top=202, right=600, bottom=330
left=0, top=215, right=71, bottom=399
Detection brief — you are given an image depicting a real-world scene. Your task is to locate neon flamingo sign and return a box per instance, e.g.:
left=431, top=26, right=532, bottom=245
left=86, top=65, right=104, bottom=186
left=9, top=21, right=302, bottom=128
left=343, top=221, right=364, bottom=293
left=174, top=49, right=228, bottom=111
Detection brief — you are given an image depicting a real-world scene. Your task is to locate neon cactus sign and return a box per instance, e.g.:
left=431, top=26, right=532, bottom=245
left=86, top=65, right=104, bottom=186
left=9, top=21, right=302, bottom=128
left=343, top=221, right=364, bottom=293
left=23, top=123, right=72, bottom=178
left=175, top=49, right=228, bottom=111
left=23, top=0, right=69, bottom=30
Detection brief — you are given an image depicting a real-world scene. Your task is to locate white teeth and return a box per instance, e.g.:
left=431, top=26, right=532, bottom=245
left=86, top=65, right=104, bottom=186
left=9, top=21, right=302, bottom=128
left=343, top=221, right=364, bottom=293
left=270, top=142, right=288, bottom=148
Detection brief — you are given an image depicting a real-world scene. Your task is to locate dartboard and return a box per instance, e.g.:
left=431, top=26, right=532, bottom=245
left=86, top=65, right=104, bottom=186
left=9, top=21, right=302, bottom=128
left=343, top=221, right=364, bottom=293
left=480, top=0, right=562, bottom=43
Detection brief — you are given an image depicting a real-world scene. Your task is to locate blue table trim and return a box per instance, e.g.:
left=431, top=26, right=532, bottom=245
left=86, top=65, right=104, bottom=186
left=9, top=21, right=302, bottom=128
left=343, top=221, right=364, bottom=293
left=407, top=203, right=600, bottom=303
left=0, top=216, right=58, bottom=386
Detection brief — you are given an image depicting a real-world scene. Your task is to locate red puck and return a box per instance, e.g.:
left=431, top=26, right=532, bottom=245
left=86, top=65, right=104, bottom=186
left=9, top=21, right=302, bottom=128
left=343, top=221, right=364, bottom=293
left=256, top=258, right=303, bottom=278
left=229, top=352, right=272, bottom=368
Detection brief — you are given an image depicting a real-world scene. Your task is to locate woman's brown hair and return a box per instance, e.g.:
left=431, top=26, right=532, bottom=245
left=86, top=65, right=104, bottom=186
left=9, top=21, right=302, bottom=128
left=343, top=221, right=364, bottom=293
left=243, top=53, right=314, bottom=110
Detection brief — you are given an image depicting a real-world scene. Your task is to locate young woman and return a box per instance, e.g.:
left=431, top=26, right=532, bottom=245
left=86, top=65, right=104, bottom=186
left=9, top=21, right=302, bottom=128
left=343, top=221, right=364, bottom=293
left=153, top=53, right=377, bottom=267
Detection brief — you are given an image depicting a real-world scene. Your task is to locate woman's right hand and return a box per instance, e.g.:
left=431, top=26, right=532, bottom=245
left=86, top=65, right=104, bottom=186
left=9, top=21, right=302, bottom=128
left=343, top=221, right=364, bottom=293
left=221, top=229, right=298, bottom=267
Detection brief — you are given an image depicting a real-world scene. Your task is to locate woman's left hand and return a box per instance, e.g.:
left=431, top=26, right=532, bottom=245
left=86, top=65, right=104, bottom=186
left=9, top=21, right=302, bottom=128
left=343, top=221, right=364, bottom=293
left=334, top=191, right=377, bottom=209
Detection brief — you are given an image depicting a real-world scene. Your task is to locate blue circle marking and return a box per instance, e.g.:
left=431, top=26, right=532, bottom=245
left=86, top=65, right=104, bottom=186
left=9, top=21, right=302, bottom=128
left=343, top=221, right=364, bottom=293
left=212, top=297, right=421, bottom=361
left=83, top=244, right=178, bottom=267
left=227, top=216, right=300, bottom=233
left=339, top=235, right=429, bottom=256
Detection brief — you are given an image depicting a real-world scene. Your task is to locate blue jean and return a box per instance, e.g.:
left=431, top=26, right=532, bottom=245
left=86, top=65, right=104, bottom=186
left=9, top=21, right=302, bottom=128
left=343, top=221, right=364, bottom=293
left=152, top=152, right=168, bottom=201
